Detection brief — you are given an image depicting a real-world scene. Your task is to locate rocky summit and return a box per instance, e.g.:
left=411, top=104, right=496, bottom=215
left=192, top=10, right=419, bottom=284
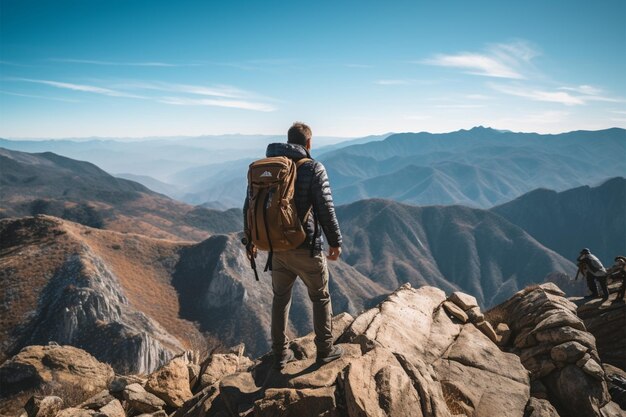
left=2, top=283, right=624, bottom=417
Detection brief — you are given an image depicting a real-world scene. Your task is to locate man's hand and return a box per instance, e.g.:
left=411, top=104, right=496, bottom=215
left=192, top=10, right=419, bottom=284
left=246, top=244, right=257, bottom=261
left=327, top=246, right=341, bottom=261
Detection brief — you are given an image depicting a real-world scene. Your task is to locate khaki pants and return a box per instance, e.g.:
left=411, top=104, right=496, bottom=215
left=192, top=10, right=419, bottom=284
left=271, top=249, right=333, bottom=356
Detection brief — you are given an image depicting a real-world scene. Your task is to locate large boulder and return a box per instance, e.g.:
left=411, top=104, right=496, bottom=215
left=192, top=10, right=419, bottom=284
left=97, top=399, right=126, bottom=417
left=575, top=288, right=626, bottom=370
left=0, top=344, right=114, bottom=395
left=122, top=383, right=166, bottom=414
left=145, top=356, right=193, bottom=407
left=199, top=353, right=249, bottom=388
left=0, top=344, right=114, bottom=402
left=340, top=347, right=422, bottom=417
left=341, top=285, right=530, bottom=417
left=492, top=283, right=611, bottom=417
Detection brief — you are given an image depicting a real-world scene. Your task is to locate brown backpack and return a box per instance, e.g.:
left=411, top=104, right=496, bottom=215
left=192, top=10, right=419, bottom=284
left=246, top=156, right=312, bottom=275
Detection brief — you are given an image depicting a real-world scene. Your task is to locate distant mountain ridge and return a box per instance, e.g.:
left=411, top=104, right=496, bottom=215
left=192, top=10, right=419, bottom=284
left=335, top=199, right=575, bottom=307
left=0, top=134, right=375, bottom=184
left=322, top=127, right=625, bottom=207
left=492, top=176, right=626, bottom=264
left=0, top=147, right=242, bottom=240
left=161, top=127, right=626, bottom=209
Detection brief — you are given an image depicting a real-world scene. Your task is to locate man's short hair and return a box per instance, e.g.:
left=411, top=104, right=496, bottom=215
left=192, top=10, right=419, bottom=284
left=288, top=122, right=312, bottom=146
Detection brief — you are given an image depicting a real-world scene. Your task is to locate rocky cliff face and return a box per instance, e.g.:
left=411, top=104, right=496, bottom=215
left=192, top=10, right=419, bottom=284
left=4, top=222, right=183, bottom=374
left=20, top=251, right=182, bottom=375
left=573, top=278, right=626, bottom=371
left=4, top=283, right=623, bottom=417
left=488, top=283, right=612, bottom=417
left=0, top=216, right=191, bottom=374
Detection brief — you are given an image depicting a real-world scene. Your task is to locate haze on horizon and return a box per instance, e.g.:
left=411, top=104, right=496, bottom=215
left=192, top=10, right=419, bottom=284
left=1, top=0, right=625, bottom=139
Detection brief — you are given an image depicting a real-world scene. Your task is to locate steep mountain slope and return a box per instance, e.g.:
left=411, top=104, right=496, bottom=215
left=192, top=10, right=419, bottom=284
left=335, top=199, right=576, bottom=306
left=0, top=215, right=384, bottom=370
left=0, top=216, right=197, bottom=373
left=492, top=177, right=626, bottom=264
left=0, top=147, right=242, bottom=240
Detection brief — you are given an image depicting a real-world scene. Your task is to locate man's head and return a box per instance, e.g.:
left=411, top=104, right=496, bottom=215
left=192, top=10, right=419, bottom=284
left=580, top=248, right=591, bottom=255
left=288, top=122, right=312, bottom=150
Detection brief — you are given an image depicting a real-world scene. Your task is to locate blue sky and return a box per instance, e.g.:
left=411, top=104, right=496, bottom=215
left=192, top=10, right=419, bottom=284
left=1, top=0, right=625, bottom=138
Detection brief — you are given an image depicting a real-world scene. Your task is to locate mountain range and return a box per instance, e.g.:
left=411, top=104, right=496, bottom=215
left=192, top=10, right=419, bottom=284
left=492, top=177, right=626, bottom=264
left=0, top=134, right=379, bottom=184
left=335, top=199, right=575, bottom=307
left=157, top=127, right=626, bottom=209
left=0, top=147, right=242, bottom=240
left=4, top=128, right=624, bottom=210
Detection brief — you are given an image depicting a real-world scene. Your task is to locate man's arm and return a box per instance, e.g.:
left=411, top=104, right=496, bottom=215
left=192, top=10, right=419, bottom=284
left=311, top=162, right=342, bottom=251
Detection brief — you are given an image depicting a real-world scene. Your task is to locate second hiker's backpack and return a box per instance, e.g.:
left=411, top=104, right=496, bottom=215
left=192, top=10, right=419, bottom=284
left=246, top=156, right=312, bottom=258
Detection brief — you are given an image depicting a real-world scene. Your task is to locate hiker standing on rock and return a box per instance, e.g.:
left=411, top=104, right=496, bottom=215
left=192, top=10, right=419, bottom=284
left=577, top=248, right=609, bottom=300
left=607, top=256, right=626, bottom=300
left=242, top=122, right=344, bottom=370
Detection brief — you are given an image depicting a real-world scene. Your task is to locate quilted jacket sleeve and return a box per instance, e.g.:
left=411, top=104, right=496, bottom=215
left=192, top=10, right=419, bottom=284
left=311, top=162, right=343, bottom=248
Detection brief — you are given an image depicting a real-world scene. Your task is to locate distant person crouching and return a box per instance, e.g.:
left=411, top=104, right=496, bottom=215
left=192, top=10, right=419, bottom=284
left=577, top=248, right=609, bottom=299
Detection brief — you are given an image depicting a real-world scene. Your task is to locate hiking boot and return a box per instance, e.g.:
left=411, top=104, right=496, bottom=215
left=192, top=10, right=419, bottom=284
left=272, top=349, right=295, bottom=370
left=316, top=345, right=343, bottom=365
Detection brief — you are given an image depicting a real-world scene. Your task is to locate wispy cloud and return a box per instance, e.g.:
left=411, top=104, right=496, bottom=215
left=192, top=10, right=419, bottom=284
left=158, top=96, right=275, bottom=112
left=488, top=83, right=585, bottom=105
left=0, top=60, right=33, bottom=67
left=12, top=78, right=145, bottom=98
left=117, top=81, right=255, bottom=99
left=6, top=77, right=276, bottom=111
left=0, top=90, right=80, bottom=102
left=421, top=41, right=538, bottom=79
left=345, top=63, right=373, bottom=69
left=50, top=58, right=190, bottom=67
left=559, top=85, right=622, bottom=103
left=118, top=81, right=276, bottom=111
left=490, top=82, right=624, bottom=106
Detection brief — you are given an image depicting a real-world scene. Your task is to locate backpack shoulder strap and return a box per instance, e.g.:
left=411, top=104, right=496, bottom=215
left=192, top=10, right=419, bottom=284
left=296, top=157, right=312, bottom=168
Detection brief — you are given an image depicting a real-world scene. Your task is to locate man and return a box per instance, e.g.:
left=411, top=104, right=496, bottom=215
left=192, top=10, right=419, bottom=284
left=607, top=256, right=626, bottom=300
left=243, top=122, right=343, bottom=370
left=577, top=248, right=609, bottom=299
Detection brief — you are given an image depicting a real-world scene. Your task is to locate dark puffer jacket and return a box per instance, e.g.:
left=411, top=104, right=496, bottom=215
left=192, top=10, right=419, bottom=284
left=243, top=142, right=342, bottom=251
